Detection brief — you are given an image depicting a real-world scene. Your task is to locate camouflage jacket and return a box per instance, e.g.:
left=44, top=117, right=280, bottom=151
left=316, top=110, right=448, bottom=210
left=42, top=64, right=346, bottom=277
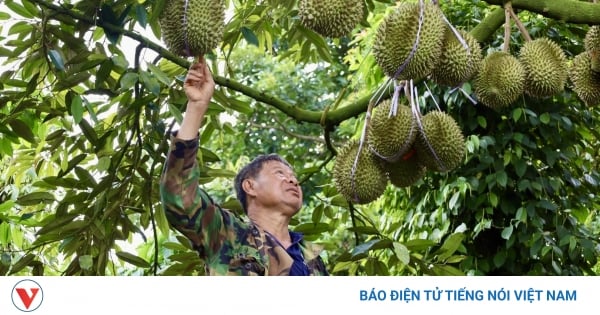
left=159, top=135, right=329, bottom=276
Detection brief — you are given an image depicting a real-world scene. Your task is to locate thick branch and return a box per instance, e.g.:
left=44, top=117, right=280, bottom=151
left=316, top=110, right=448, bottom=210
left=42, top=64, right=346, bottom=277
left=29, top=0, right=600, bottom=128
left=470, top=7, right=506, bottom=42
left=29, top=0, right=373, bottom=126
left=484, top=0, right=600, bottom=24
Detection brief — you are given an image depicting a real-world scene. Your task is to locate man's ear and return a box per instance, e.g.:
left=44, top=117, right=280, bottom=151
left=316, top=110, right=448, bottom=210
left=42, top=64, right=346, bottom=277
left=242, top=178, right=257, bottom=197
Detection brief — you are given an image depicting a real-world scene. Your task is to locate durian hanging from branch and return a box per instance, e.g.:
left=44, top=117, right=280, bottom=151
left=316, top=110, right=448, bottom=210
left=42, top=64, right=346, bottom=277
left=372, top=0, right=446, bottom=81
left=159, top=0, right=226, bottom=57
left=298, top=0, right=365, bottom=38
left=506, top=2, right=569, bottom=98
left=571, top=24, right=600, bottom=107
left=473, top=2, right=526, bottom=110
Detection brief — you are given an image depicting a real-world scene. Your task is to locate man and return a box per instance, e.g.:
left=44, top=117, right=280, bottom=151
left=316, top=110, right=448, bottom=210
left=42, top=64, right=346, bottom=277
left=159, top=57, right=329, bottom=276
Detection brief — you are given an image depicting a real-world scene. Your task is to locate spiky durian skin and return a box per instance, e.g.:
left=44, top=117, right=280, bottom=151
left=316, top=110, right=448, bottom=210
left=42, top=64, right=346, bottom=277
left=570, top=52, right=600, bottom=107
left=414, top=111, right=465, bottom=173
left=372, top=2, right=445, bottom=80
left=159, top=0, right=225, bottom=57
left=333, top=141, right=388, bottom=204
left=473, top=51, right=525, bottom=109
left=585, top=26, right=600, bottom=72
left=518, top=38, right=568, bottom=97
left=384, top=149, right=426, bottom=188
left=298, top=0, right=364, bottom=38
left=431, top=28, right=483, bottom=87
left=367, top=99, right=416, bottom=162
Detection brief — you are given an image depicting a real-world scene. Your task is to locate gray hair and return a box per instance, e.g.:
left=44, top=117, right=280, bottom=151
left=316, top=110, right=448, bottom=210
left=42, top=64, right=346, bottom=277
left=234, top=154, right=293, bottom=214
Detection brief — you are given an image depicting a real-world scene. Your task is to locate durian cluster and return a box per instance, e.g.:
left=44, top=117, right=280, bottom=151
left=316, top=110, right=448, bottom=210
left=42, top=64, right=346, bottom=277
left=473, top=38, right=569, bottom=110
left=371, top=1, right=576, bottom=110
left=333, top=99, right=466, bottom=204
left=570, top=26, right=600, bottom=107
left=159, top=0, right=225, bottom=57
left=298, top=0, right=365, bottom=38
left=372, top=1, right=482, bottom=85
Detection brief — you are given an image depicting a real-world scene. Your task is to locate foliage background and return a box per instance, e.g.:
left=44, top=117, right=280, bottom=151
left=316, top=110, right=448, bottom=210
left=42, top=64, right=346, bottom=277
left=0, top=0, right=599, bottom=276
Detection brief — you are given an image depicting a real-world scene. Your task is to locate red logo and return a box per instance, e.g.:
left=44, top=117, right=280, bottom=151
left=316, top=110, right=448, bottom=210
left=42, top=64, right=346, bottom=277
left=11, top=279, right=43, bottom=312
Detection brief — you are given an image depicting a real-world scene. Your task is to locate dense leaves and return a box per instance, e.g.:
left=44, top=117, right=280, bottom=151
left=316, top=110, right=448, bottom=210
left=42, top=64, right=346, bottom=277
left=0, top=0, right=599, bottom=276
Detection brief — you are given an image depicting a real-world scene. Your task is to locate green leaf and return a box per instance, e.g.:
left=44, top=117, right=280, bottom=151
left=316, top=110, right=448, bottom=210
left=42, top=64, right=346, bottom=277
left=514, top=159, right=527, bottom=177
left=16, top=191, right=56, bottom=206
left=135, top=4, right=148, bottom=28
left=9, top=254, right=35, bottom=274
left=435, top=233, right=465, bottom=261
left=404, top=239, right=436, bottom=251
left=0, top=222, right=10, bottom=245
left=115, top=251, right=151, bottom=268
left=493, top=250, right=507, bottom=267
left=537, top=199, right=557, bottom=211
left=71, top=93, right=84, bottom=124
left=79, top=255, right=94, bottom=270
left=139, top=71, right=161, bottom=96
left=6, top=2, right=34, bottom=18
left=8, top=119, right=36, bottom=143
left=501, top=225, right=513, bottom=240
left=48, top=49, right=65, bottom=71
left=147, top=63, right=171, bottom=85
left=512, top=107, right=523, bottom=122
left=120, top=72, right=139, bottom=90
left=392, top=242, right=410, bottom=265
left=496, top=171, right=508, bottom=187
left=540, top=112, right=551, bottom=124
left=241, top=26, right=259, bottom=46
left=477, top=116, right=487, bottom=128
left=430, top=264, right=464, bottom=276
left=351, top=239, right=380, bottom=258
left=58, top=153, right=87, bottom=177
left=53, top=72, right=91, bottom=91
left=0, top=12, right=10, bottom=20
left=293, top=222, right=330, bottom=234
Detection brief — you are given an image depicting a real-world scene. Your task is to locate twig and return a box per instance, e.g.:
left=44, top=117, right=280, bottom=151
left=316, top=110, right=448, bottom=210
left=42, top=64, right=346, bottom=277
left=506, top=2, right=532, bottom=42
left=503, top=3, right=512, bottom=53
left=348, top=202, right=361, bottom=246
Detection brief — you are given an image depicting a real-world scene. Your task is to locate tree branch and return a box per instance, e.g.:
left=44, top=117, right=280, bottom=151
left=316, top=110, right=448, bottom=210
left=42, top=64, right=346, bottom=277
left=29, top=0, right=377, bottom=127
left=29, top=0, right=600, bottom=129
left=483, top=0, right=600, bottom=24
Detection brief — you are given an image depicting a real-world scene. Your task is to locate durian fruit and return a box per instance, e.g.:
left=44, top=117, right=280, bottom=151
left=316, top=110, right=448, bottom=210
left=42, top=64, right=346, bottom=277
left=298, top=0, right=364, bottom=38
left=431, top=28, right=483, bottom=87
left=333, top=140, right=388, bottom=204
left=384, top=148, right=427, bottom=188
left=372, top=1, right=445, bottom=80
left=473, top=51, right=526, bottom=109
left=584, top=25, right=600, bottom=72
left=570, top=52, right=600, bottom=107
left=414, top=111, right=465, bottom=173
left=518, top=38, right=568, bottom=97
left=367, top=99, right=416, bottom=162
left=159, top=0, right=225, bottom=57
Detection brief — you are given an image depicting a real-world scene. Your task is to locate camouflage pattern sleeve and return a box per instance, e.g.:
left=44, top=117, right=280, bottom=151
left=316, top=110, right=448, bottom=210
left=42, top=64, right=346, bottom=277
left=159, top=134, right=236, bottom=259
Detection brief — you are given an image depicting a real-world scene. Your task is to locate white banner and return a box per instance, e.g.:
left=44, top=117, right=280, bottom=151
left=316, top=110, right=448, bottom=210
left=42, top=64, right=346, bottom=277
left=1, top=276, right=595, bottom=314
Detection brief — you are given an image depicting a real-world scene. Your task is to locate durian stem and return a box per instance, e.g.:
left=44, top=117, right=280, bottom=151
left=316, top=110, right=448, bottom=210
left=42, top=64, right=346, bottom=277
left=347, top=202, right=361, bottom=246
left=507, top=2, right=532, bottom=42
left=350, top=101, right=375, bottom=202
left=503, top=3, right=512, bottom=52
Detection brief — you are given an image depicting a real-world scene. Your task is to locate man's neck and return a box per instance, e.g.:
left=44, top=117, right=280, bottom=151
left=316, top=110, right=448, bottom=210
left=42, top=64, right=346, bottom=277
left=248, top=210, right=292, bottom=247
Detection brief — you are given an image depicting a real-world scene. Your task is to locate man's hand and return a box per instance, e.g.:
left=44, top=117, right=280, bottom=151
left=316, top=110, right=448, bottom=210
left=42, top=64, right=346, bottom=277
left=177, top=56, right=215, bottom=140
left=184, top=56, right=215, bottom=111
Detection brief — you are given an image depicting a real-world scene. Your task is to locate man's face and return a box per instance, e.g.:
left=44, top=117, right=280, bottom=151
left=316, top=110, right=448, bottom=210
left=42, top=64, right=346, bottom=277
left=248, top=160, right=303, bottom=215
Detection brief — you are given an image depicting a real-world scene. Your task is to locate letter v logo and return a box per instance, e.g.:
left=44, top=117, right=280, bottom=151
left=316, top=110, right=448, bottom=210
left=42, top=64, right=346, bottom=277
left=11, top=279, right=44, bottom=312
left=16, top=288, right=39, bottom=309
